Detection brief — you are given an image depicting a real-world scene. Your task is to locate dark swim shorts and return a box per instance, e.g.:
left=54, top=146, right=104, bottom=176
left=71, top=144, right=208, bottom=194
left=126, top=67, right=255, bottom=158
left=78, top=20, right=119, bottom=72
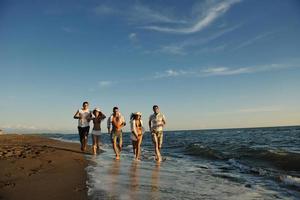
left=78, top=126, right=90, bottom=141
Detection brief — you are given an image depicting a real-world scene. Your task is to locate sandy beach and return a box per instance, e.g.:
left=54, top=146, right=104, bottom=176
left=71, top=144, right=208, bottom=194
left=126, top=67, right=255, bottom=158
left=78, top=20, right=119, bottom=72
left=0, top=134, right=88, bottom=200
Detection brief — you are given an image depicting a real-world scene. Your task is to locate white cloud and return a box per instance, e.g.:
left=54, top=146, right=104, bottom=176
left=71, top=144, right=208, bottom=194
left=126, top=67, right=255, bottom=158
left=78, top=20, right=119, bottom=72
left=159, top=45, right=186, bottom=55
left=62, top=26, right=75, bottom=33
left=129, top=33, right=138, bottom=43
left=156, top=24, right=240, bottom=55
left=98, top=81, right=113, bottom=87
left=154, top=69, right=191, bottom=79
left=196, top=44, right=227, bottom=54
left=152, top=63, right=297, bottom=79
left=94, top=5, right=116, bottom=15
left=201, top=66, right=252, bottom=76
left=233, top=32, right=274, bottom=50
left=93, top=3, right=186, bottom=25
left=144, top=0, right=241, bottom=34
left=201, top=63, right=295, bottom=76
left=130, top=4, right=187, bottom=24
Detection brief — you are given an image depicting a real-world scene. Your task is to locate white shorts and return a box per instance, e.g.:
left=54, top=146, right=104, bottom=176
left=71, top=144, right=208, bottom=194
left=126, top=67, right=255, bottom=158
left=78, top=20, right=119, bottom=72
left=92, top=130, right=101, bottom=136
left=130, top=133, right=137, bottom=141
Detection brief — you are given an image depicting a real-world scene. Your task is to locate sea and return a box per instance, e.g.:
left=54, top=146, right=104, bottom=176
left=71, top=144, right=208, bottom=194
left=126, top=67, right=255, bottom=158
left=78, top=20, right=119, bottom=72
left=45, top=126, right=300, bottom=200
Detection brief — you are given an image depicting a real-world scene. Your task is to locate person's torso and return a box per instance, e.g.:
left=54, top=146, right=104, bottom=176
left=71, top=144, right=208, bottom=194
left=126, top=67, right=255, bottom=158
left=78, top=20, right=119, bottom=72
left=135, top=120, right=142, bottom=135
left=150, top=113, right=164, bottom=131
left=111, top=115, right=124, bottom=131
left=78, top=109, right=91, bottom=127
left=93, top=117, right=102, bottom=130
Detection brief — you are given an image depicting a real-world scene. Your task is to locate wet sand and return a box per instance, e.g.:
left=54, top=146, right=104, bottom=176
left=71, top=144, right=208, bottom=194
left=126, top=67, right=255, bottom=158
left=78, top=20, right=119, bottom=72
left=0, top=134, right=88, bottom=200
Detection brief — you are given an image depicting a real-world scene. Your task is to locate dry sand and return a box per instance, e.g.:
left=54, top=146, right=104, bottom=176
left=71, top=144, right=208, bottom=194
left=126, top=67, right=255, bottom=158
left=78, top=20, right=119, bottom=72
left=0, top=134, right=89, bottom=200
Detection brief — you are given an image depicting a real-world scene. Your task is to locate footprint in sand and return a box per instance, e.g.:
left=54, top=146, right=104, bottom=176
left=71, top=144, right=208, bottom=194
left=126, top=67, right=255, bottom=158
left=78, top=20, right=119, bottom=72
left=0, top=181, right=16, bottom=189
left=4, top=181, right=16, bottom=188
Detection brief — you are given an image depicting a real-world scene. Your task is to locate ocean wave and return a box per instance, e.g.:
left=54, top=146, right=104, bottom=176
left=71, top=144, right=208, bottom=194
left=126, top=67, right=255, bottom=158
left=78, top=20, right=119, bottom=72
left=184, top=143, right=300, bottom=171
left=184, top=143, right=224, bottom=160
left=280, top=175, right=300, bottom=188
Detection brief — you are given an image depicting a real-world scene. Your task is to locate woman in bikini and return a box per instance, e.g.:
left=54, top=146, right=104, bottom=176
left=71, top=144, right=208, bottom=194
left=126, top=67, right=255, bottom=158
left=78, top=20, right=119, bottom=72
left=91, top=108, right=106, bottom=155
left=130, top=112, right=144, bottom=161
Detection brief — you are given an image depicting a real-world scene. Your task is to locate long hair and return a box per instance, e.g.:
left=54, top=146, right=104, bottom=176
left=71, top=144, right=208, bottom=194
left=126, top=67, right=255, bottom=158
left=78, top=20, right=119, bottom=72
left=93, top=110, right=102, bottom=118
left=130, top=113, right=135, bottom=121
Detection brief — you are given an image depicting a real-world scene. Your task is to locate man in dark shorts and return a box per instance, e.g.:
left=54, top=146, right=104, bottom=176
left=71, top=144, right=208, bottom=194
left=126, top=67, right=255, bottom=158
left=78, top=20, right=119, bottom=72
left=73, top=101, right=92, bottom=151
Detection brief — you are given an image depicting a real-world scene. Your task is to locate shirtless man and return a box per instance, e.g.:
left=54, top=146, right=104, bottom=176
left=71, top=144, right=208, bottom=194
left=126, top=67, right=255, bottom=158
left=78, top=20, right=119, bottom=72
left=107, top=107, right=126, bottom=160
left=149, top=105, right=166, bottom=162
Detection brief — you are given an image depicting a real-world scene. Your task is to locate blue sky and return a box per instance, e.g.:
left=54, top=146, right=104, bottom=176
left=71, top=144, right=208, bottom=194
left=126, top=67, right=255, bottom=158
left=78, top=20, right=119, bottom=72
left=0, top=0, right=300, bottom=133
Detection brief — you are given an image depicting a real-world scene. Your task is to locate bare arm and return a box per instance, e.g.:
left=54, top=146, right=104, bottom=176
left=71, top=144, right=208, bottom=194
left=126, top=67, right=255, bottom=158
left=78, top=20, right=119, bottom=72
left=121, top=116, right=126, bottom=128
left=101, top=113, right=106, bottom=121
left=86, top=112, right=92, bottom=122
left=131, top=120, right=138, bottom=138
left=73, top=110, right=80, bottom=119
left=107, top=116, right=111, bottom=134
left=162, top=115, right=166, bottom=126
left=148, top=119, right=152, bottom=132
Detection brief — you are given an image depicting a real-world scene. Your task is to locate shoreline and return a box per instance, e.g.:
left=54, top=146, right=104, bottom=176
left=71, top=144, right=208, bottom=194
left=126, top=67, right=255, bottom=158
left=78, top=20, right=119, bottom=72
left=0, top=134, right=89, bottom=200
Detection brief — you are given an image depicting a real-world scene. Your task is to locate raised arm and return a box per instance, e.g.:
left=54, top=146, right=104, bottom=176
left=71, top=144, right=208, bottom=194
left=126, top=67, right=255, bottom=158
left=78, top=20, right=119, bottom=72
left=162, top=114, right=166, bottom=126
left=107, top=116, right=112, bottom=134
left=148, top=117, right=152, bottom=132
left=101, top=113, right=106, bottom=121
left=121, top=116, right=126, bottom=127
left=73, top=110, right=80, bottom=119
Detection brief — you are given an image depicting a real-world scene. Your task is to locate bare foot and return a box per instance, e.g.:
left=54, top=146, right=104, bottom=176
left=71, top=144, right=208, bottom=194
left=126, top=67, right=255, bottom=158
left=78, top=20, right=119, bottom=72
left=156, top=156, right=162, bottom=162
left=92, top=146, right=97, bottom=155
left=115, top=155, right=120, bottom=160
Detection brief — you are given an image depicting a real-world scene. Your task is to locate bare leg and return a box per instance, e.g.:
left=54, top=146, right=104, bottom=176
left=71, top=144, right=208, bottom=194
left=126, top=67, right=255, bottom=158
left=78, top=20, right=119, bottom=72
left=92, top=135, right=97, bottom=155
left=112, top=139, right=120, bottom=160
left=137, top=136, right=143, bottom=160
left=132, top=140, right=137, bottom=158
left=96, top=136, right=100, bottom=153
left=118, top=137, right=123, bottom=153
left=83, top=135, right=88, bottom=151
left=153, top=135, right=161, bottom=162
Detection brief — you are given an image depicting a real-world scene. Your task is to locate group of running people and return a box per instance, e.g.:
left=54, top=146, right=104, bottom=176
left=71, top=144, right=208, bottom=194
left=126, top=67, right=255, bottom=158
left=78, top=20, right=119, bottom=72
left=73, top=102, right=166, bottom=162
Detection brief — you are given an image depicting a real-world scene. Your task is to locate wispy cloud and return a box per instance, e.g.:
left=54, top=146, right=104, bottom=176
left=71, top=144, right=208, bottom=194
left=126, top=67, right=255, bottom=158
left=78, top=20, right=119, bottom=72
left=129, top=32, right=138, bottom=42
left=157, top=24, right=240, bottom=55
left=93, top=5, right=117, bottom=15
left=159, top=46, right=186, bottom=55
left=195, top=44, right=227, bottom=54
left=201, top=66, right=252, bottom=76
left=233, top=32, right=274, bottom=50
left=152, top=63, right=297, bottom=79
left=98, top=81, right=114, bottom=87
left=154, top=69, right=191, bottom=79
left=93, top=3, right=185, bottom=25
left=144, top=0, right=241, bottom=34
left=201, top=63, right=293, bottom=76
left=62, top=26, right=75, bottom=33
left=129, top=4, right=187, bottom=25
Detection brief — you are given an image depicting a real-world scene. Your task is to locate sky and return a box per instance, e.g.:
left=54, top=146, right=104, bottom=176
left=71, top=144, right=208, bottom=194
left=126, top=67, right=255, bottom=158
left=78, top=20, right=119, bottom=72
left=0, top=0, right=300, bottom=133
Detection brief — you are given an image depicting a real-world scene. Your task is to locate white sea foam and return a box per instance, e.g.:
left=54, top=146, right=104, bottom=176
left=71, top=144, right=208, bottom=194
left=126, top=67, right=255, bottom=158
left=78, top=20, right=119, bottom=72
left=280, top=175, right=300, bottom=188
